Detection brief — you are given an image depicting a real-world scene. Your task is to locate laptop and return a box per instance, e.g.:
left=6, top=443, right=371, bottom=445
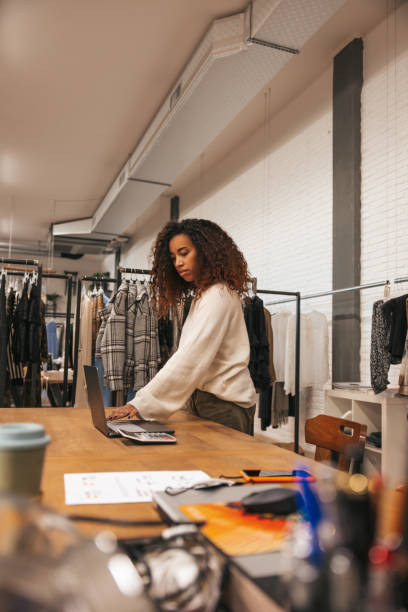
left=84, top=365, right=175, bottom=438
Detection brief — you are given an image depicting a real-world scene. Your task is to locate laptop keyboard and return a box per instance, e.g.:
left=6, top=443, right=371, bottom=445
left=107, top=421, right=146, bottom=433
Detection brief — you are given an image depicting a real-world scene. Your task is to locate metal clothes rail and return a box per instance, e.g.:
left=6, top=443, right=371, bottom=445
left=117, top=266, right=151, bottom=286
left=257, top=288, right=301, bottom=454
left=72, top=276, right=120, bottom=406
left=117, top=266, right=151, bottom=275
left=265, top=275, right=408, bottom=306
left=0, top=258, right=39, bottom=267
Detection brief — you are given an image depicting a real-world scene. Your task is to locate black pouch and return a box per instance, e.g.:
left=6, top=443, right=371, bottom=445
left=241, top=487, right=300, bottom=515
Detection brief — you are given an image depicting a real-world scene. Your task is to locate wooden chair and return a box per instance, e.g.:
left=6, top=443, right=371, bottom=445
left=305, top=414, right=367, bottom=473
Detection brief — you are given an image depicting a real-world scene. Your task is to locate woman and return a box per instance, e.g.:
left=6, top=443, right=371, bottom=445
left=109, top=218, right=256, bottom=434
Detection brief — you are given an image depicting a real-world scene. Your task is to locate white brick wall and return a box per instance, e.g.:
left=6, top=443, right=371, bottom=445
left=361, top=1, right=408, bottom=387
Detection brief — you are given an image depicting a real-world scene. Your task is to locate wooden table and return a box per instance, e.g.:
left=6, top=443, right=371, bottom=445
left=0, top=408, right=318, bottom=535
left=0, top=407, right=399, bottom=611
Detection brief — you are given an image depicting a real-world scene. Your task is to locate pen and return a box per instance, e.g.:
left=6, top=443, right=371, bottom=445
left=296, top=464, right=323, bottom=566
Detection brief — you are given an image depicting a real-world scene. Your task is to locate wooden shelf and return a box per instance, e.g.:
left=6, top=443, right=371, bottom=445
left=325, top=389, right=408, bottom=488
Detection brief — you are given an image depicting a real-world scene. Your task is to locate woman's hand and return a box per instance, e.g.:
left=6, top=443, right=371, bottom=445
left=107, top=404, right=141, bottom=420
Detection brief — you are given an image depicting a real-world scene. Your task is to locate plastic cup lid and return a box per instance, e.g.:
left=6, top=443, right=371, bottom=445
left=0, top=423, right=50, bottom=450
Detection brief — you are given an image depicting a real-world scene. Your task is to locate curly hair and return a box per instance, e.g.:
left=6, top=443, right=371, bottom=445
left=149, top=218, right=251, bottom=317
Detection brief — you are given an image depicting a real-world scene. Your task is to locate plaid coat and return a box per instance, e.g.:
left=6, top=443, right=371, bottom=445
left=100, top=283, right=128, bottom=391
left=96, top=282, right=160, bottom=391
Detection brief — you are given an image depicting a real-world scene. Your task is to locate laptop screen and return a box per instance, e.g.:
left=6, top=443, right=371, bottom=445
left=84, top=365, right=110, bottom=435
left=83, top=365, right=175, bottom=435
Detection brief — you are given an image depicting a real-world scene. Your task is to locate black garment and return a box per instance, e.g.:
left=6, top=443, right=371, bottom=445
left=12, top=279, right=29, bottom=363
left=182, top=296, right=192, bottom=325
left=370, top=300, right=391, bottom=394
left=367, top=431, right=381, bottom=449
left=382, top=294, right=408, bottom=363
left=0, top=275, right=8, bottom=406
left=258, top=386, right=272, bottom=430
left=27, top=282, right=42, bottom=363
left=6, top=289, right=24, bottom=406
left=158, top=314, right=173, bottom=367
left=243, top=296, right=270, bottom=392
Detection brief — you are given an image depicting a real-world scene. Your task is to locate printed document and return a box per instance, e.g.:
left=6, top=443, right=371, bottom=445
left=64, top=470, right=210, bottom=505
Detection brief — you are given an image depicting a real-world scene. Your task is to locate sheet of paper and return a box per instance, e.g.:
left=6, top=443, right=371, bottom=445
left=64, top=470, right=210, bottom=505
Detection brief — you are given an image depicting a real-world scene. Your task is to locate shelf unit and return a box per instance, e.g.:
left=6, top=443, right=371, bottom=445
left=325, top=389, right=408, bottom=487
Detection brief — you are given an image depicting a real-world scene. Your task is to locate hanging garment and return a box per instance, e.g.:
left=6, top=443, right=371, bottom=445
left=243, top=296, right=270, bottom=392
left=263, top=307, right=276, bottom=384
left=283, top=311, right=329, bottom=396
left=0, top=275, right=8, bottom=406
left=158, top=313, right=173, bottom=366
left=258, top=308, right=277, bottom=430
left=398, top=298, right=408, bottom=396
left=46, top=319, right=58, bottom=359
left=382, top=294, right=408, bottom=363
left=100, top=283, right=129, bottom=391
left=91, top=292, right=104, bottom=355
left=370, top=299, right=392, bottom=394
left=271, top=312, right=291, bottom=381
left=123, top=282, right=138, bottom=389
left=23, top=296, right=47, bottom=407
left=131, top=283, right=160, bottom=391
left=27, top=281, right=42, bottom=364
left=272, top=381, right=289, bottom=427
left=171, top=297, right=192, bottom=355
left=308, top=311, right=330, bottom=387
left=74, top=295, right=93, bottom=407
left=12, top=279, right=29, bottom=363
left=6, top=289, right=24, bottom=407
left=56, top=322, right=65, bottom=357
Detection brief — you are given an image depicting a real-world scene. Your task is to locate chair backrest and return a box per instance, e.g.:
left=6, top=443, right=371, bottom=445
left=305, top=414, right=367, bottom=472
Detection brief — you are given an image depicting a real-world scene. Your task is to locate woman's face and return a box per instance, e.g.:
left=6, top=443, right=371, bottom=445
left=169, top=233, right=199, bottom=284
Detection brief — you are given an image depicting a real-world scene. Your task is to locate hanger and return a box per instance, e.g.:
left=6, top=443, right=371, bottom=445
left=249, top=277, right=257, bottom=297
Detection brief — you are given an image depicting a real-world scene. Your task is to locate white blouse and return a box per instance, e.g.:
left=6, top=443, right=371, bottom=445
left=128, top=283, right=256, bottom=420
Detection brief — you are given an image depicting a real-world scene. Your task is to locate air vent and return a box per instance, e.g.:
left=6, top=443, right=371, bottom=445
left=92, top=0, right=346, bottom=235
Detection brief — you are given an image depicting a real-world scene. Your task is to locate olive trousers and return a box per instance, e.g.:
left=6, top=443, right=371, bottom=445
left=187, top=389, right=255, bottom=436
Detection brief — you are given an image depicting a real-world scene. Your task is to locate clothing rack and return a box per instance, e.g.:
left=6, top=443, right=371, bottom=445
left=72, top=276, right=120, bottom=406
left=0, top=258, right=43, bottom=407
left=256, top=287, right=301, bottom=454
left=4, top=270, right=73, bottom=406
left=261, top=275, right=408, bottom=455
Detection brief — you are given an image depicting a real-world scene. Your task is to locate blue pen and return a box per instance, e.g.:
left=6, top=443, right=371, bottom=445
left=296, top=464, right=323, bottom=566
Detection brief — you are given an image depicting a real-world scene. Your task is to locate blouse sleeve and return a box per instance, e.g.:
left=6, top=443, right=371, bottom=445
left=128, top=286, right=235, bottom=420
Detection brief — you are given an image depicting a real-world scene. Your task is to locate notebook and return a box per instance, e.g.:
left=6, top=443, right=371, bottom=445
left=83, top=365, right=175, bottom=438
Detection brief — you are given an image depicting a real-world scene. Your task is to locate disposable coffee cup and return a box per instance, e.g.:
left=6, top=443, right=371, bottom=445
left=0, top=423, right=50, bottom=497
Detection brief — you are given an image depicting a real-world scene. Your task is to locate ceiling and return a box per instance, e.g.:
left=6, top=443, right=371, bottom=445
left=0, top=0, right=248, bottom=247
left=0, top=0, right=388, bottom=255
